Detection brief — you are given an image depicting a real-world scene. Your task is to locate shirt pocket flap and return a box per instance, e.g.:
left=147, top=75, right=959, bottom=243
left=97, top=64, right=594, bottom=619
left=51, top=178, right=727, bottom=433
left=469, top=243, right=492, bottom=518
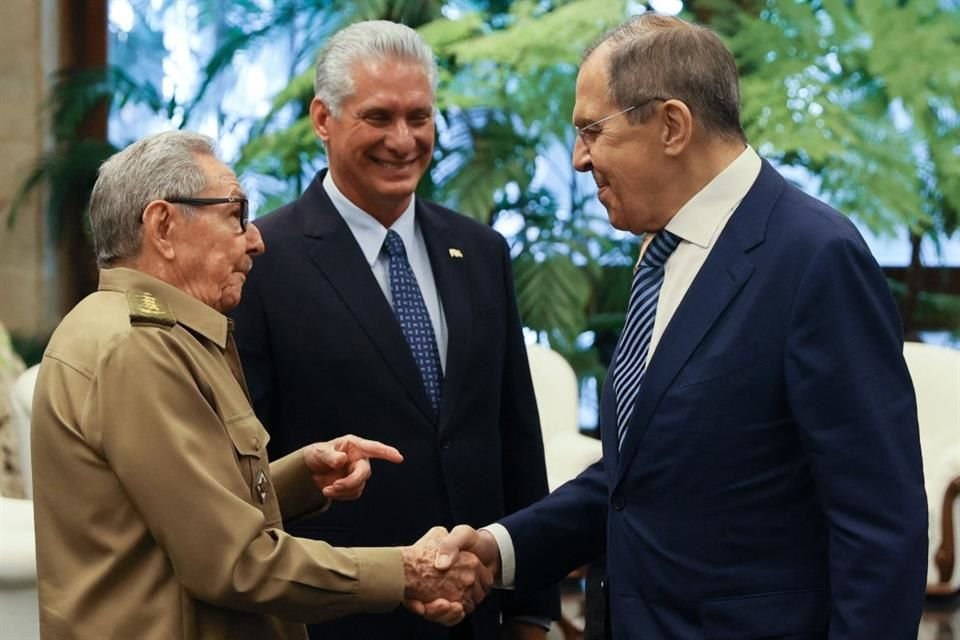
left=223, top=412, right=269, bottom=458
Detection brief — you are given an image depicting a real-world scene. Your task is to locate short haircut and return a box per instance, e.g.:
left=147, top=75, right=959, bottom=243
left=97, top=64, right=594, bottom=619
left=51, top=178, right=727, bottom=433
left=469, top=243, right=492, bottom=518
left=586, top=14, right=746, bottom=142
left=89, top=130, right=216, bottom=268
left=314, top=20, right=438, bottom=116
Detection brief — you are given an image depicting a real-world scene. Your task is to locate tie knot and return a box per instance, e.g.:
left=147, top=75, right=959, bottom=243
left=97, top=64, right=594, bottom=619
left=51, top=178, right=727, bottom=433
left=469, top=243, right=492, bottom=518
left=639, top=230, right=680, bottom=269
left=383, top=229, right=407, bottom=259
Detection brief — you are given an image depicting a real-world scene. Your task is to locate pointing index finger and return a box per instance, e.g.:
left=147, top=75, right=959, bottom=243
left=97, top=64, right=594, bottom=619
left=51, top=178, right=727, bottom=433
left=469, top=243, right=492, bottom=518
left=340, top=436, right=404, bottom=464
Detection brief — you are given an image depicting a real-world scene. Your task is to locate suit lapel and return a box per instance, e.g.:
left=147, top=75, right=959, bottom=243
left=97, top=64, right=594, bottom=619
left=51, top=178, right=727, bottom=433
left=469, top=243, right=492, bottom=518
left=614, top=161, right=785, bottom=486
left=599, top=371, right=623, bottom=486
left=417, top=203, right=472, bottom=436
left=297, top=172, right=437, bottom=426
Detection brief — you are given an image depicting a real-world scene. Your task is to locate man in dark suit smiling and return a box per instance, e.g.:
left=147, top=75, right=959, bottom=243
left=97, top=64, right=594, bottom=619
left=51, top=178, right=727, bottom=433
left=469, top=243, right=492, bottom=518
left=230, top=20, right=557, bottom=640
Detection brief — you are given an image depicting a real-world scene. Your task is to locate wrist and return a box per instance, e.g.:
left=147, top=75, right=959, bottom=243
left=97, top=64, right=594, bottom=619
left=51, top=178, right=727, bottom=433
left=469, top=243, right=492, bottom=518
left=400, top=546, right=418, bottom=599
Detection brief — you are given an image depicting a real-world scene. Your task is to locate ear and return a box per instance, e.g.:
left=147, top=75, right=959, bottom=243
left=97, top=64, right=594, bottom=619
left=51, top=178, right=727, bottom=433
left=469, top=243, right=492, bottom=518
left=660, top=99, right=693, bottom=157
left=310, top=97, right=333, bottom=143
left=141, top=200, right=178, bottom=261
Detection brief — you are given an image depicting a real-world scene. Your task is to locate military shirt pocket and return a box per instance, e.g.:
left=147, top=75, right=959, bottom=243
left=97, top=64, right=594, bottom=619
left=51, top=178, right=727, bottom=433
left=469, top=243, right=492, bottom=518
left=223, top=413, right=282, bottom=527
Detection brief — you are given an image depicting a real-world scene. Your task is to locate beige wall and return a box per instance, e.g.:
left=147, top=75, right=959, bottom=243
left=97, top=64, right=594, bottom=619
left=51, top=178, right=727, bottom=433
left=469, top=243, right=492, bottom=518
left=0, top=0, right=62, bottom=337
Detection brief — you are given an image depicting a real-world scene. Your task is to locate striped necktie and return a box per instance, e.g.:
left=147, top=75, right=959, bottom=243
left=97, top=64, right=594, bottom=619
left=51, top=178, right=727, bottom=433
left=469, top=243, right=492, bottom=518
left=613, top=230, right=681, bottom=450
left=383, top=230, right=443, bottom=416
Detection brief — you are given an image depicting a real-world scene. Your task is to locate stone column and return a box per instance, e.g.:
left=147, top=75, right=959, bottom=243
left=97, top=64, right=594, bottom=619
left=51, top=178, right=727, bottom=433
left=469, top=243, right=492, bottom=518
left=0, top=0, right=106, bottom=340
left=0, top=0, right=62, bottom=337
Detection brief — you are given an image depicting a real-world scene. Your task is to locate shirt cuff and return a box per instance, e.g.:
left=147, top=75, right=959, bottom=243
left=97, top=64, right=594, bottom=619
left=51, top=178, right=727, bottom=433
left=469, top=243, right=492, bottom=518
left=481, top=523, right=516, bottom=589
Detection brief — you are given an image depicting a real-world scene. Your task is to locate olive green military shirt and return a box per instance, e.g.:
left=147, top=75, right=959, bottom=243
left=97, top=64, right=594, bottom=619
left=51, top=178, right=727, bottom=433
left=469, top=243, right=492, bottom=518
left=31, top=267, right=404, bottom=639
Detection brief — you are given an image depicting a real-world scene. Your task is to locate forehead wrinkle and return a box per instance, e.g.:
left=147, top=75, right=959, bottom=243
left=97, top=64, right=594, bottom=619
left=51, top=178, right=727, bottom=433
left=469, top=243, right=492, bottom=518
left=207, top=172, right=243, bottom=194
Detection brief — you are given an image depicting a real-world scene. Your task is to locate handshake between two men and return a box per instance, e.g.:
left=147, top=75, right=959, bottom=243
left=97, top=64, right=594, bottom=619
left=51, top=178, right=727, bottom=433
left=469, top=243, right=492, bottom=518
left=399, top=525, right=497, bottom=626
left=305, top=435, right=501, bottom=628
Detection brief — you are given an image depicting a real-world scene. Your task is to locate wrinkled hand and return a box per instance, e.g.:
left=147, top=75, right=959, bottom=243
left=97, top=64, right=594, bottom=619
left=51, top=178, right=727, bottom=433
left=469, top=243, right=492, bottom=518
left=302, top=435, right=403, bottom=500
left=401, top=526, right=493, bottom=626
left=435, top=524, right=501, bottom=581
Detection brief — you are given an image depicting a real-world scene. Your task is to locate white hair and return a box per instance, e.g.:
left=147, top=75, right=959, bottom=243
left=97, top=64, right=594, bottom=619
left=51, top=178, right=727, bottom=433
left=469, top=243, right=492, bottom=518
left=89, top=130, right=216, bottom=267
left=314, top=20, right=438, bottom=115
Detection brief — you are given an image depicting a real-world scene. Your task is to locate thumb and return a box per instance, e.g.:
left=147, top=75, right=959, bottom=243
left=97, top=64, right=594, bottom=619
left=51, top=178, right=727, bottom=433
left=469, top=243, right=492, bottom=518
left=309, top=444, right=348, bottom=470
left=435, top=524, right=478, bottom=570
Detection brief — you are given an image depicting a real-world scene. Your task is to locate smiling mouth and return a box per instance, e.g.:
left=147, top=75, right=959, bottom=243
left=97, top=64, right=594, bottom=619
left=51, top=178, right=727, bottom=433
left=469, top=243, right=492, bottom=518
left=372, top=158, right=418, bottom=170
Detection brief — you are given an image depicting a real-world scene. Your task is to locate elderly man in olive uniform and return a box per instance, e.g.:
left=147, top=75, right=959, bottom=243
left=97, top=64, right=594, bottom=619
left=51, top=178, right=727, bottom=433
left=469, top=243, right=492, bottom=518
left=31, top=130, right=490, bottom=640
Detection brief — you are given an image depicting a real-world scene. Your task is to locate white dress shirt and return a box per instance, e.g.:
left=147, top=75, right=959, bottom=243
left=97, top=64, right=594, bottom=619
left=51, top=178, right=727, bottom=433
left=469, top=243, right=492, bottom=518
left=322, top=172, right=448, bottom=370
left=486, top=145, right=763, bottom=587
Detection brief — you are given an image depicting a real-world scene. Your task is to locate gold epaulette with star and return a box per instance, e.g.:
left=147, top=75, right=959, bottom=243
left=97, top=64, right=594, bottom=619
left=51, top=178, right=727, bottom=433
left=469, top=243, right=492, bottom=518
left=126, top=290, right=176, bottom=327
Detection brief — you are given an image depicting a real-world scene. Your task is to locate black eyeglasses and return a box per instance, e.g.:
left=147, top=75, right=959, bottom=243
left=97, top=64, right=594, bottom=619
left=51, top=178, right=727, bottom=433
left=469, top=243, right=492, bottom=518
left=166, top=196, right=249, bottom=232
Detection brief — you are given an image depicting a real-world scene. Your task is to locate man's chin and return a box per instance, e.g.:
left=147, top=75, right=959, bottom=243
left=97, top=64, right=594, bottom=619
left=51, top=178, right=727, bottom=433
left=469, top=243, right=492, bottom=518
left=604, top=207, right=630, bottom=232
left=219, top=284, right=245, bottom=313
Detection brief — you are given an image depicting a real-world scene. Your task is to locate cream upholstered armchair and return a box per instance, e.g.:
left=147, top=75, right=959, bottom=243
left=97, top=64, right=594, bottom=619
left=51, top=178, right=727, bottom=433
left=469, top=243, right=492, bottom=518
left=527, top=344, right=602, bottom=640
left=0, top=364, right=40, bottom=640
left=904, top=341, right=960, bottom=596
left=526, top=344, right=602, bottom=491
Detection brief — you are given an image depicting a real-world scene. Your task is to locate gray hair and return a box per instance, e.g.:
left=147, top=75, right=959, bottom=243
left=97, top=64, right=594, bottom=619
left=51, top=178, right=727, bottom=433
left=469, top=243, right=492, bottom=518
left=586, top=14, right=746, bottom=143
left=314, top=20, right=438, bottom=115
left=89, top=130, right=216, bottom=268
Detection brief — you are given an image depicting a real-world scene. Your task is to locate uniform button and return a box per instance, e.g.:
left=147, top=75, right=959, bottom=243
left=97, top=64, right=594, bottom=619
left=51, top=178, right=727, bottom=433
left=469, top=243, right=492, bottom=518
left=251, top=437, right=259, bottom=449
left=611, top=495, right=624, bottom=511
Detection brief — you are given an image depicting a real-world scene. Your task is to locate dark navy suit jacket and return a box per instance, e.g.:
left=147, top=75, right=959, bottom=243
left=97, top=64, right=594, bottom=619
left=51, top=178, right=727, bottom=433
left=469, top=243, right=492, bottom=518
left=230, top=170, right=558, bottom=639
left=500, top=161, right=928, bottom=639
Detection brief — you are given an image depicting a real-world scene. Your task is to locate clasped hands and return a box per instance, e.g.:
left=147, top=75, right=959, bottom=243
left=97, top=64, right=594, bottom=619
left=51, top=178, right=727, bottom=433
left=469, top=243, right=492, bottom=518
left=301, top=438, right=500, bottom=626
left=401, top=525, right=500, bottom=626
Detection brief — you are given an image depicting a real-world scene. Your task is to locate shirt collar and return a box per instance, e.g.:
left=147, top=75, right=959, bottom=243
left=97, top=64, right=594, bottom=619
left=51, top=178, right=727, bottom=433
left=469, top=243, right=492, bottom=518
left=322, top=171, right=418, bottom=265
left=665, top=145, right=761, bottom=248
left=98, top=267, right=229, bottom=348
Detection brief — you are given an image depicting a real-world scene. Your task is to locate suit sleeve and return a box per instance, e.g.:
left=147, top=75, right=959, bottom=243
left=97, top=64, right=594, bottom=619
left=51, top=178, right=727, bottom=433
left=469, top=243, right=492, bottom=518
left=494, top=237, right=562, bottom=621
left=784, top=232, right=927, bottom=638
left=93, top=330, right=404, bottom=621
left=502, top=461, right=608, bottom=591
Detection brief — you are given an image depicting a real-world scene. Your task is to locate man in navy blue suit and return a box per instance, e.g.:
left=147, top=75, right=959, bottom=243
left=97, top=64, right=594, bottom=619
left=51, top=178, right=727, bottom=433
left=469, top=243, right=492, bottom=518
left=438, top=13, right=928, bottom=639
left=230, top=20, right=557, bottom=640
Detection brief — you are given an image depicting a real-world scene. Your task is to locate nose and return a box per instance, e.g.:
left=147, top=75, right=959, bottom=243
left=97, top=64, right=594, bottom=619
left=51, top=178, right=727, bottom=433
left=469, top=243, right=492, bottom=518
left=246, top=222, right=265, bottom=256
left=572, top=135, right=592, bottom=173
left=383, top=120, right=416, bottom=155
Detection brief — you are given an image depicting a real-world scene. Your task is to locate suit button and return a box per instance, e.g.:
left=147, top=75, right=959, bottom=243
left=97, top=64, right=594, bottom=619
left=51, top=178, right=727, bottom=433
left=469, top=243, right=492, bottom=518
left=439, top=440, right=450, bottom=450
left=611, top=495, right=624, bottom=511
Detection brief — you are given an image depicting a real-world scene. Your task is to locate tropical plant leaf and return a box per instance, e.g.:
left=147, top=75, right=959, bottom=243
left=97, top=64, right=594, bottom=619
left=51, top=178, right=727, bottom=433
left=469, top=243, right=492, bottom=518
left=514, top=252, right=591, bottom=342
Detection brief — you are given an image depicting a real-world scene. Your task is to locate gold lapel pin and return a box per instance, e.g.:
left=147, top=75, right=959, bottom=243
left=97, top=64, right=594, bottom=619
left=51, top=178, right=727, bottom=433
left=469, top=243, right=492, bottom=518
left=448, top=248, right=464, bottom=258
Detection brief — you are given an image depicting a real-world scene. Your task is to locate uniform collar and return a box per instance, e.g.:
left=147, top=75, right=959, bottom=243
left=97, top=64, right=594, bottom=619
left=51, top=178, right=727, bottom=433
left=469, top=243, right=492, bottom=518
left=98, top=267, right=230, bottom=349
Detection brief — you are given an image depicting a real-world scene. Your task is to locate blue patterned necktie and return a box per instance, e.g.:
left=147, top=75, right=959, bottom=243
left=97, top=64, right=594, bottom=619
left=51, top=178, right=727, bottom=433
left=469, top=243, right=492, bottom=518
left=613, top=230, right=681, bottom=450
left=383, top=230, right=443, bottom=415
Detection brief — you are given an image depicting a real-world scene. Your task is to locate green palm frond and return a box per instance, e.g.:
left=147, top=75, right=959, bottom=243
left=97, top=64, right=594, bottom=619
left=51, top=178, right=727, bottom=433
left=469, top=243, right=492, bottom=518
left=514, top=252, right=591, bottom=342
